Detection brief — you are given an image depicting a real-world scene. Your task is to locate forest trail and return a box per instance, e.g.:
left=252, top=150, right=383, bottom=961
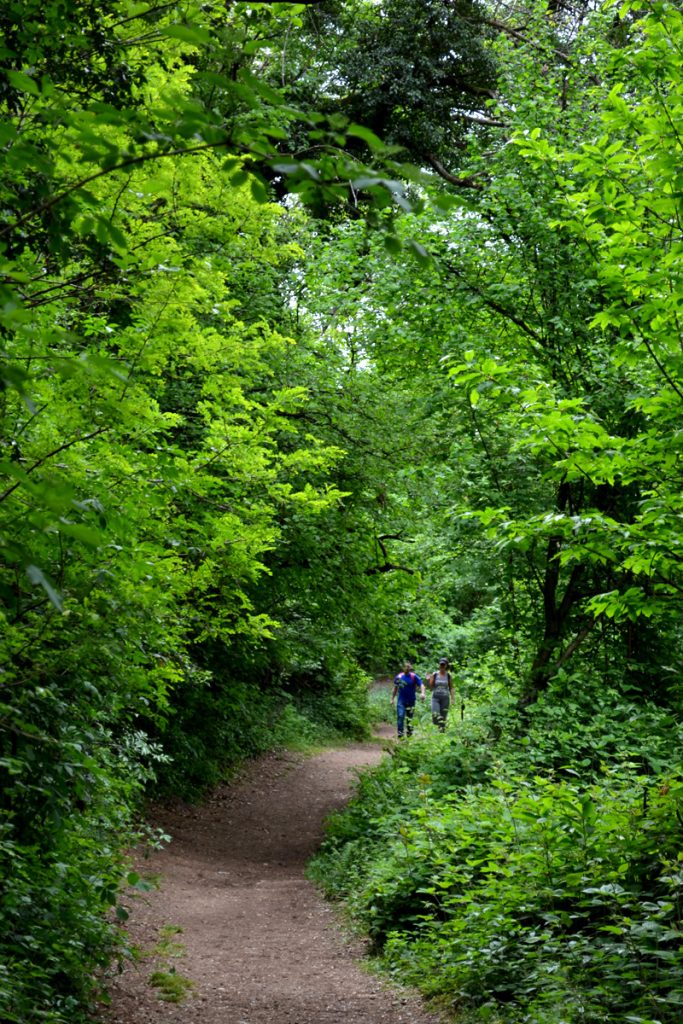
left=102, top=725, right=443, bottom=1024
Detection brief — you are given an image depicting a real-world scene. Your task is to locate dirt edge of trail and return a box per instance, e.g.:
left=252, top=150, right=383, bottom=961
left=99, top=726, right=445, bottom=1024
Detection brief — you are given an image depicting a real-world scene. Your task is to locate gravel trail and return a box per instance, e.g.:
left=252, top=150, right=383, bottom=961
left=101, top=725, right=444, bottom=1024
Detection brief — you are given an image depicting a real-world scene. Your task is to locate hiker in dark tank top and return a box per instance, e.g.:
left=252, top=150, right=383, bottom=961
left=428, top=657, right=454, bottom=733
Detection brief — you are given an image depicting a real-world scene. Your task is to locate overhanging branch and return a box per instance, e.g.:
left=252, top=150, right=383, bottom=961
left=426, top=154, right=485, bottom=190
left=365, top=563, right=415, bottom=576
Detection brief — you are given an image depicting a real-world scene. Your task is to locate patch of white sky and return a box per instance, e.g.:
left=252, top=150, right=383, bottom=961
left=284, top=261, right=386, bottom=373
left=486, top=0, right=601, bottom=41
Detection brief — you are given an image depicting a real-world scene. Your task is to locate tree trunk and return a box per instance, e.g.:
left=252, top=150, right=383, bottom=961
left=519, top=482, right=586, bottom=707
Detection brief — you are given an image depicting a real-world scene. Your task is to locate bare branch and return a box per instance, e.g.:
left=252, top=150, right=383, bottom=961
left=457, top=111, right=508, bottom=130
left=426, top=154, right=485, bottom=190
left=556, top=619, right=596, bottom=667
left=365, top=563, right=415, bottom=576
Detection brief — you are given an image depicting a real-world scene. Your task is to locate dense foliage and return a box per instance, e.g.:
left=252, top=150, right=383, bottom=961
left=311, top=687, right=683, bottom=1023
left=2, top=0, right=683, bottom=1021
left=312, top=2, right=683, bottom=1022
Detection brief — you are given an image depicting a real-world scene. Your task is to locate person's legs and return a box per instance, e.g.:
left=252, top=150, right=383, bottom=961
left=431, top=693, right=441, bottom=729
left=405, top=703, right=415, bottom=736
left=397, top=699, right=406, bottom=737
left=438, top=695, right=450, bottom=732
left=431, top=692, right=450, bottom=732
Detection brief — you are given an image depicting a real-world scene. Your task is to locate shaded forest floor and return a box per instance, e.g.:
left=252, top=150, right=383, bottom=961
left=100, top=725, right=444, bottom=1024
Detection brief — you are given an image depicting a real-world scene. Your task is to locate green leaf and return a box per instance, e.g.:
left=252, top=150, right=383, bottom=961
left=346, top=123, right=385, bottom=151
left=26, top=565, right=63, bottom=612
left=7, top=70, right=40, bottom=95
left=160, top=24, right=211, bottom=46
left=250, top=177, right=269, bottom=204
left=405, top=240, right=430, bottom=265
left=384, top=235, right=403, bottom=255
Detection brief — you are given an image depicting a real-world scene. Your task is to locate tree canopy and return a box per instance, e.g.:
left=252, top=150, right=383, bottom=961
left=2, top=1, right=683, bottom=1021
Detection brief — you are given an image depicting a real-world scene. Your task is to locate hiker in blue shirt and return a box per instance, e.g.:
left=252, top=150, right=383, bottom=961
left=391, top=662, right=425, bottom=738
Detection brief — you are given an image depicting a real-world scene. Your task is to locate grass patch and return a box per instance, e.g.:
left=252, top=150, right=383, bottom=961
left=148, top=967, right=195, bottom=1003
left=150, top=924, right=185, bottom=959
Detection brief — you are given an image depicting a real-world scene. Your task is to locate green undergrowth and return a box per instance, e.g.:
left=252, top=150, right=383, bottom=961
left=151, top=657, right=373, bottom=801
left=310, top=685, right=683, bottom=1024
left=150, top=923, right=185, bottom=960
left=367, top=683, right=396, bottom=726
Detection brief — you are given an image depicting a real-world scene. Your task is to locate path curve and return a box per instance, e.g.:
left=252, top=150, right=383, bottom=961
left=103, top=727, right=443, bottom=1024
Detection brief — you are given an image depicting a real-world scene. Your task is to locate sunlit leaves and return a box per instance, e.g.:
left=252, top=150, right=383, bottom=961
left=0, top=6, right=387, bottom=1016
left=313, top=724, right=683, bottom=1023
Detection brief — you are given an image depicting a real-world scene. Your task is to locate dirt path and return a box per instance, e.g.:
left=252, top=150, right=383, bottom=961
left=102, top=726, right=443, bottom=1024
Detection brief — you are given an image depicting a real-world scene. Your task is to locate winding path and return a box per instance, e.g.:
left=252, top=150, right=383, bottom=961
left=103, top=727, right=443, bottom=1024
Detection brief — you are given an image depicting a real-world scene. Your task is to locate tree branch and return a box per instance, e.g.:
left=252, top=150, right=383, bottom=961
left=426, top=154, right=485, bottom=190
left=555, top=619, right=596, bottom=667
left=0, top=428, right=110, bottom=504
left=442, top=258, right=547, bottom=352
left=367, top=534, right=415, bottom=575
left=457, top=111, right=508, bottom=130
left=1, top=140, right=239, bottom=240
left=365, top=563, right=415, bottom=576
left=480, top=16, right=572, bottom=66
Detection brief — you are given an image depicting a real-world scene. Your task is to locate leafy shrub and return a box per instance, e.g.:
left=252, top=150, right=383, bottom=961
left=289, top=657, right=373, bottom=739
left=379, top=772, right=683, bottom=1023
left=0, top=725, right=160, bottom=1024
left=150, top=674, right=283, bottom=799
left=518, top=678, right=683, bottom=780
left=312, top=694, right=683, bottom=1024
left=152, top=657, right=374, bottom=801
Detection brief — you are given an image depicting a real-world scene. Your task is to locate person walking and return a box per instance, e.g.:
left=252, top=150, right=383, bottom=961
left=391, top=662, right=425, bottom=738
left=428, top=657, right=454, bottom=732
